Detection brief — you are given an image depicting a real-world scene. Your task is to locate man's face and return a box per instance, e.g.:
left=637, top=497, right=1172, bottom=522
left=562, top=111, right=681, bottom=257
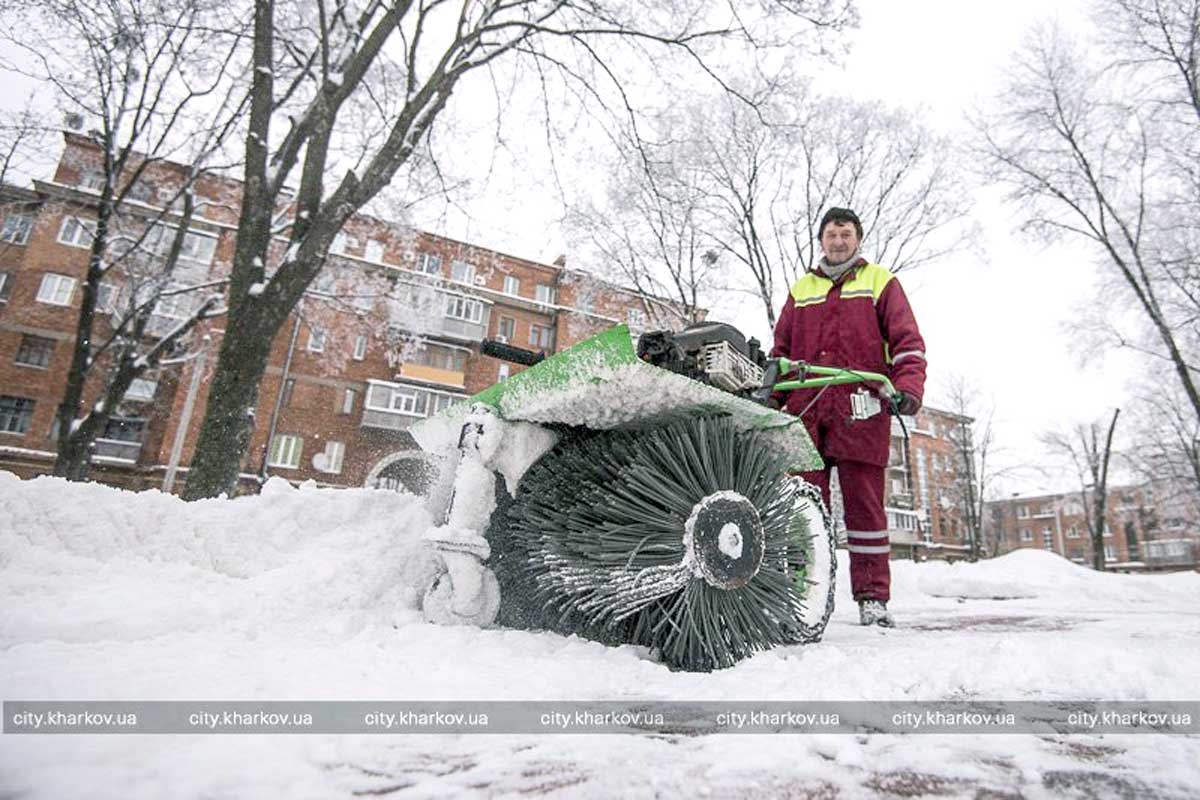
left=820, top=220, right=861, bottom=263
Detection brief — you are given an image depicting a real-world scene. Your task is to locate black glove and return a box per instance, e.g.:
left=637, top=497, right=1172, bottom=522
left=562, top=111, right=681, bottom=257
left=890, top=391, right=920, bottom=416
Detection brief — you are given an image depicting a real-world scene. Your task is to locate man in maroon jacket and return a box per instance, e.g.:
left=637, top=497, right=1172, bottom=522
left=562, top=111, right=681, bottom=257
left=770, top=207, right=926, bottom=627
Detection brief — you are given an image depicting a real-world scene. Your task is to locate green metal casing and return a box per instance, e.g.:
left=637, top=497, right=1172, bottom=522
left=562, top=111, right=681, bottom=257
left=410, top=325, right=824, bottom=473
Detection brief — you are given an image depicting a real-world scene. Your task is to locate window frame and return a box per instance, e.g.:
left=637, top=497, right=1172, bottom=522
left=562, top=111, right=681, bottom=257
left=444, top=294, right=483, bottom=323
left=14, top=334, right=55, bottom=368
left=352, top=334, right=368, bottom=361
left=503, top=275, right=520, bottom=296
left=268, top=434, right=303, bottom=469
left=307, top=327, right=326, bottom=353
left=0, top=395, right=35, bottom=434
left=36, top=273, right=77, bottom=306
left=57, top=216, right=95, bottom=248
left=1, top=213, right=33, bottom=245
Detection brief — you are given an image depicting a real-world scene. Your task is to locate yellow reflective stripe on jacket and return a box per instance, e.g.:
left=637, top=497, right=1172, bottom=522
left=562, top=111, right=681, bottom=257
left=789, top=272, right=832, bottom=307
left=789, top=264, right=892, bottom=307
left=842, top=263, right=894, bottom=302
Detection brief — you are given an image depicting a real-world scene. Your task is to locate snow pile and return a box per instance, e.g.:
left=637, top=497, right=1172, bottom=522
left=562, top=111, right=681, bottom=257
left=0, top=472, right=439, bottom=647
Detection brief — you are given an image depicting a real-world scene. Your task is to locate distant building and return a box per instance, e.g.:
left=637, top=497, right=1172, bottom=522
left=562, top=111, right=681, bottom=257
left=986, top=485, right=1200, bottom=572
left=0, top=133, right=684, bottom=493
left=883, top=406, right=976, bottom=561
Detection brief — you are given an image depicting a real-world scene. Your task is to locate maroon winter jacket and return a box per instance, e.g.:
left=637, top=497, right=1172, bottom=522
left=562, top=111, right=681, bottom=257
left=770, top=260, right=926, bottom=467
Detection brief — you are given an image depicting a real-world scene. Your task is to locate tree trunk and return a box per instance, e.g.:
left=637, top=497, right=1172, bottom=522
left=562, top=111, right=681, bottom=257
left=180, top=314, right=274, bottom=499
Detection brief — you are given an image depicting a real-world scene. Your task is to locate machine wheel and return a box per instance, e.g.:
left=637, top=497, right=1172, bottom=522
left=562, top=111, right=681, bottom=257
left=784, top=477, right=837, bottom=644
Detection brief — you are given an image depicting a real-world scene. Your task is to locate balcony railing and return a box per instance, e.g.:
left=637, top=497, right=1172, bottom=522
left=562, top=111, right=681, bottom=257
left=93, top=438, right=142, bottom=462
left=361, top=378, right=466, bottom=432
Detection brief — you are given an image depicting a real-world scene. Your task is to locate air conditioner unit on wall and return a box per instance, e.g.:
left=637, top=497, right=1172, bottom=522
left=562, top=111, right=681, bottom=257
left=473, top=276, right=486, bottom=285
left=494, top=335, right=508, bottom=343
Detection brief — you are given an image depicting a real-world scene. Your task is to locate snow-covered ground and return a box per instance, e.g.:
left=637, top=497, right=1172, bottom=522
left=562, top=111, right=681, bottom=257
left=3, top=471, right=1199, bottom=799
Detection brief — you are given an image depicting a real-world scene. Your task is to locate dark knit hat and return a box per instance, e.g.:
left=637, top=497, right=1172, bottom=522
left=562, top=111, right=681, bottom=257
left=818, top=207, right=863, bottom=239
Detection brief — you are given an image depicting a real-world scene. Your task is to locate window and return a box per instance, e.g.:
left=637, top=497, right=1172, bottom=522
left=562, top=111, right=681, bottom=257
left=535, top=284, right=555, bottom=304
left=451, top=260, right=475, bottom=283
left=1, top=213, right=32, bottom=245
left=100, top=417, right=145, bottom=443
left=1104, top=544, right=1116, bottom=562
left=1017, top=505, right=1030, bottom=519
left=15, top=334, right=54, bottom=368
left=307, top=327, right=326, bottom=353
left=341, top=388, right=356, bottom=415
left=314, top=440, right=345, bottom=474
left=79, top=169, right=106, bottom=190
left=268, top=434, right=303, bottom=469
left=1067, top=525, right=1080, bottom=539
left=0, top=271, right=11, bottom=303
left=577, top=294, right=595, bottom=314
left=124, top=378, right=158, bottom=402
left=0, top=395, right=34, bottom=434
left=95, top=283, right=117, bottom=313
left=353, top=335, right=368, bottom=360
left=365, top=240, right=385, bottom=262
left=145, top=225, right=216, bottom=264
left=626, top=307, right=646, bottom=329
left=389, top=388, right=423, bottom=415
left=125, top=181, right=153, bottom=204
left=150, top=291, right=190, bottom=332
left=37, top=273, right=76, bottom=306
left=498, top=363, right=510, bottom=381
left=503, top=276, right=520, bottom=296
left=529, top=323, right=553, bottom=350
left=364, top=381, right=463, bottom=419
left=1042, top=528, right=1054, bottom=551
left=416, top=253, right=442, bottom=275
left=330, top=232, right=349, bottom=255
left=411, top=343, right=467, bottom=372
left=58, top=217, right=95, bottom=248
left=497, top=316, right=515, bottom=341
left=444, top=295, right=483, bottom=323
left=1020, top=528, right=1033, bottom=542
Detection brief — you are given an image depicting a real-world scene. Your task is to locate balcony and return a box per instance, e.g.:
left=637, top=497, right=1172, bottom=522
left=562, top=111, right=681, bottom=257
left=93, top=438, right=141, bottom=462
left=397, top=362, right=465, bottom=389
left=1143, top=539, right=1197, bottom=568
left=361, top=379, right=466, bottom=432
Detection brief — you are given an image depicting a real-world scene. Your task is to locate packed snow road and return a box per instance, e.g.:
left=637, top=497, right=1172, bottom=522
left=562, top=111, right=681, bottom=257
left=2, top=473, right=1198, bottom=798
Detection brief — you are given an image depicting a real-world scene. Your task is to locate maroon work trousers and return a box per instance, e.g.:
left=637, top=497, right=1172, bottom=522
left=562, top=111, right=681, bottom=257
left=800, top=460, right=890, bottom=602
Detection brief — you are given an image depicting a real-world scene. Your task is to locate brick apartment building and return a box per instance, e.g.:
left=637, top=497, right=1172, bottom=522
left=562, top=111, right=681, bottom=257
left=986, top=485, right=1200, bottom=571
left=880, top=406, right=977, bottom=560
left=0, top=133, right=685, bottom=494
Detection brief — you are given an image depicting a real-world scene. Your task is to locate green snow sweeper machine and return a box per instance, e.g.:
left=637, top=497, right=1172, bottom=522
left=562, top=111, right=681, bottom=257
left=409, top=322, right=901, bottom=672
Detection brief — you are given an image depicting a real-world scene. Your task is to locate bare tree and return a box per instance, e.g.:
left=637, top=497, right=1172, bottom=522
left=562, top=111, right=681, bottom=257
left=976, top=10, right=1200, bottom=455
left=182, top=0, right=860, bottom=499
left=576, top=74, right=973, bottom=332
left=0, top=103, right=50, bottom=189
left=941, top=377, right=998, bottom=560
left=567, top=134, right=719, bottom=327
left=1, top=0, right=249, bottom=479
left=1041, top=409, right=1122, bottom=570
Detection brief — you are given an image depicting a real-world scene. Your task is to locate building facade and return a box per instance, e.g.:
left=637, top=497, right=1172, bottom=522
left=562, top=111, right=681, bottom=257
left=0, top=134, right=684, bottom=494
left=880, top=406, right=977, bottom=560
left=985, top=485, right=1200, bottom=571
